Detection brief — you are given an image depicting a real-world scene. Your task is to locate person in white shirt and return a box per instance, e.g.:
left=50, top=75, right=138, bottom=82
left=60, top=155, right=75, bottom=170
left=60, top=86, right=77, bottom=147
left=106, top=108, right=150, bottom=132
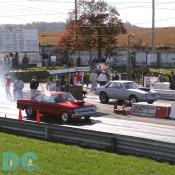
left=46, top=77, right=55, bottom=91
left=13, top=77, right=24, bottom=100
left=98, top=71, right=108, bottom=86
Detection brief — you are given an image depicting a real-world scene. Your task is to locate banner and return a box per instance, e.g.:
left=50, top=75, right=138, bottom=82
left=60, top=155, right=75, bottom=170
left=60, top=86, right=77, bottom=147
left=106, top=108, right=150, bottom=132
left=0, top=27, right=39, bottom=52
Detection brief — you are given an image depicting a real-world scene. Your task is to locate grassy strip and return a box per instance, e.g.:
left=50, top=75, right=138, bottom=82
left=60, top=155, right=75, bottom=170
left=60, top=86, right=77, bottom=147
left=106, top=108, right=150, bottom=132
left=0, top=132, right=174, bottom=175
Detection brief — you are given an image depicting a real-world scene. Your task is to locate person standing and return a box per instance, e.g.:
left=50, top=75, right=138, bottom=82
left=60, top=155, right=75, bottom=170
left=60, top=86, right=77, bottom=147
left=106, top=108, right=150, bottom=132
left=98, top=71, right=108, bottom=87
left=144, top=73, right=151, bottom=88
left=169, top=71, right=175, bottom=90
left=13, top=77, right=24, bottom=100
left=4, top=74, right=12, bottom=100
left=30, top=76, right=39, bottom=98
left=90, top=70, right=98, bottom=91
left=46, top=76, right=55, bottom=91
left=158, top=72, right=164, bottom=82
left=22, top=53, right=29, bottom=70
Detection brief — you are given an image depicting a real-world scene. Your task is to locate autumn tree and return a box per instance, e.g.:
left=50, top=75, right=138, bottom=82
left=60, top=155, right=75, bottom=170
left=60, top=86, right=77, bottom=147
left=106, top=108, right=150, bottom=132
left=58, top=0, right=126, bottom=62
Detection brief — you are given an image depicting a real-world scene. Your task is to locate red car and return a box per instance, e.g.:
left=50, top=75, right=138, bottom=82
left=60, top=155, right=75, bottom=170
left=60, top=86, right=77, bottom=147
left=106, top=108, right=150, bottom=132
left=17, top=91, right=96, bottom=123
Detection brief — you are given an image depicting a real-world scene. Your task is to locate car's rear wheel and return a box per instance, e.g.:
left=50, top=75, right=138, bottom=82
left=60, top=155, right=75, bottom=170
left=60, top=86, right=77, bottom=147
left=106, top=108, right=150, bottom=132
left=99, top=92, right=109, bottom=104
left=129, top=95, right=138, bottom=104
left=60, top=112, right=69, bottom=123
left=25, top=106, right=36, bottom=120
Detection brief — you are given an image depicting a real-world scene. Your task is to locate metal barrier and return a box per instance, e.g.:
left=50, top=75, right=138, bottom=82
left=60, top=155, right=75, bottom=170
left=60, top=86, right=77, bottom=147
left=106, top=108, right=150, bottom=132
left=0, top=117, right=175, bottom=163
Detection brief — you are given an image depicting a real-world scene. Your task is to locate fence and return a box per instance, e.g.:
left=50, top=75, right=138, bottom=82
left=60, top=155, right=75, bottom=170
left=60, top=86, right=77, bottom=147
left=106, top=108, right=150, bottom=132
left=0, top=117, right=175, bottom=163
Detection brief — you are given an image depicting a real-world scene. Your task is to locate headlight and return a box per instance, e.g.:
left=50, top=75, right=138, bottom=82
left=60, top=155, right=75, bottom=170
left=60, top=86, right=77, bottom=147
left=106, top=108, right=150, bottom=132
left=145, top=94, right=150, bottom=97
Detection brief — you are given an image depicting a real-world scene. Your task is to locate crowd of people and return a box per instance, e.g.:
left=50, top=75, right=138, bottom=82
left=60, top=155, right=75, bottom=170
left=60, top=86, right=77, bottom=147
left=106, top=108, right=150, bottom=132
left=0, top=52, right=29, bottom=70
left=3, top=74, right=39, bottom=101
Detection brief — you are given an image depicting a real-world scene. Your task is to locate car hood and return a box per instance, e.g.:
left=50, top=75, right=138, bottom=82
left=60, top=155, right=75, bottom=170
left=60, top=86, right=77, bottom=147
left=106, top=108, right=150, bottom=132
left=127, top=88, right=150, bottom=94
left=57, top=100, right=93, bottom=108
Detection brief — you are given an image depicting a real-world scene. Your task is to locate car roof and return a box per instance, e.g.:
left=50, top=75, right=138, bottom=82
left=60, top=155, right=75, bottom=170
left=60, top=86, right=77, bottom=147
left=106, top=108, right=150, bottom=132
left=110, top=80, right=134, bottom=83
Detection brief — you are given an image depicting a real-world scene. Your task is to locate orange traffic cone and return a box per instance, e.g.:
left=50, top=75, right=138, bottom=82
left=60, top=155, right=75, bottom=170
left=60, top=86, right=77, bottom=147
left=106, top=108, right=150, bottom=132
left=36, top=110, right=40, bottom=123
left=18, top=109, right=23, bottom=120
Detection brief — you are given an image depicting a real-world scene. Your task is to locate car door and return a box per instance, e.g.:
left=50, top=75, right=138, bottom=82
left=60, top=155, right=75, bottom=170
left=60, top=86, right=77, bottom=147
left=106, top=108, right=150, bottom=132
left=107, top=82, right=126, bottom=100
left=41, top=95, right=59, bottom=115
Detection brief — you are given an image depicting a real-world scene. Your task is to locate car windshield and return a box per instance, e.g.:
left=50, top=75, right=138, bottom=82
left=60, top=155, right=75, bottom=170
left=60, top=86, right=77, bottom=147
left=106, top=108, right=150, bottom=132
left=52, top=93, right=75, bottom=103
left=123, top=82, right=139, bottom=89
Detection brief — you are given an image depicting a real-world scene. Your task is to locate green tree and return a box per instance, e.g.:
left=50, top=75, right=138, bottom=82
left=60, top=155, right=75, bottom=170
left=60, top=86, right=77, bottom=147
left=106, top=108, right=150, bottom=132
left=58, top=0, right=126, bottom=62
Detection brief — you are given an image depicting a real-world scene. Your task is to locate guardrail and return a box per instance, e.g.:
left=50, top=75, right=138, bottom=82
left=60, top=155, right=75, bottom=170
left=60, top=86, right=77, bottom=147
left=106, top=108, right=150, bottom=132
left=0, top=117, right=175, bottom=163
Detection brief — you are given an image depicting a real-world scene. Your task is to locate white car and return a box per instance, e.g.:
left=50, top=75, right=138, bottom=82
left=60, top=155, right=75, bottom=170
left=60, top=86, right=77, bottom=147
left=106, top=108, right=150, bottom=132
left=95, top=80, right=160, bottom=104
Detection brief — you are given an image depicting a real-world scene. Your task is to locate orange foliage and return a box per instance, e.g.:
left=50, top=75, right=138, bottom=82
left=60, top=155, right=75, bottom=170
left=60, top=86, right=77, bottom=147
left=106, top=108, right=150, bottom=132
left=39, top=27, right=175, bottom=48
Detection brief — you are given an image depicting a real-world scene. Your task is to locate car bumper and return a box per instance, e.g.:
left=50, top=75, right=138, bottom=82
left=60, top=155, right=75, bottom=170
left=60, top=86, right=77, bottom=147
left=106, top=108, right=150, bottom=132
left=139, top=96, right=160, bottom=102
left=71, top=112, right=96, bottom=118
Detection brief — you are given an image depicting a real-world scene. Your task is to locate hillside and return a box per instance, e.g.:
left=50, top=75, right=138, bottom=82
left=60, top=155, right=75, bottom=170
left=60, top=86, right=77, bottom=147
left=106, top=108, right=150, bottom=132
left=39, top=27, right=175, bottom=48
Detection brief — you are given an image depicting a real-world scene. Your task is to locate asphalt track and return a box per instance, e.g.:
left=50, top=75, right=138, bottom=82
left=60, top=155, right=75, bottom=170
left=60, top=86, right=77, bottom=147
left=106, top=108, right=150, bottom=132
left=1, top=83, right=175, bottom=145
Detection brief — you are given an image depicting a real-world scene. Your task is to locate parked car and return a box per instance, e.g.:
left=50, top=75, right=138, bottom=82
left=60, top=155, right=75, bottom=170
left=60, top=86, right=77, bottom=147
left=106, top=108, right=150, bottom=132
left=17, top=91, right=96, bottom=123
left=95, top=80, right=160, bottom=104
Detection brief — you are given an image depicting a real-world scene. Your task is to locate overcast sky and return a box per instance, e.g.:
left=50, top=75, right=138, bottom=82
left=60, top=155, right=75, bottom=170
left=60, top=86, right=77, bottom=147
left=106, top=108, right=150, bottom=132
left=0, top=0, right=174, bottom=27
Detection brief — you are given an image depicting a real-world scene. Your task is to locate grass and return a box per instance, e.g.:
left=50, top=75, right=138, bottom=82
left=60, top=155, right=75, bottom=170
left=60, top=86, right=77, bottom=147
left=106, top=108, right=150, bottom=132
left=0, top=132, right=174, bottom=175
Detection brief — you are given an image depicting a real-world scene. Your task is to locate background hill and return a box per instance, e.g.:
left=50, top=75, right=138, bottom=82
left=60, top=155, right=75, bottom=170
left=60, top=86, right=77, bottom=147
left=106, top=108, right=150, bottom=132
left=1, top=22, right=174, bottom=49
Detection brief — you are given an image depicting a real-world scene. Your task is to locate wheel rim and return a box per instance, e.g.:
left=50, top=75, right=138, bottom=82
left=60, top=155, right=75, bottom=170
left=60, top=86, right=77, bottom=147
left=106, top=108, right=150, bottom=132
left=130, top=97, right=137, bottom=103
left=61, top=112, right=69, bottom=122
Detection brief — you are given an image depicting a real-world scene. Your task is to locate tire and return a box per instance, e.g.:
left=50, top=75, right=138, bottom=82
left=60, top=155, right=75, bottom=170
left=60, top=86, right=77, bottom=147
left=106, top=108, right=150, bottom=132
left=129, top=95, right=138, bottom=104
left=25, top=106, right=36, bottom=120
left=148, top=100, right=154, bottom=104
left=60, top=112, right=69, bottom=123
left=99, top=92, right=109, bottom=104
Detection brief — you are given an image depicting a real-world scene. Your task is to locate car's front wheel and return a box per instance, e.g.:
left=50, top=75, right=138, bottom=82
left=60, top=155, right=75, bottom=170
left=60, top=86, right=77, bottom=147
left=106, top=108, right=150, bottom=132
left=99, top=92, right=109, bottom=104
left=129, top=95, right=138, bottom=104
left=25, top=106, right=36, bottom=120
left=148, top=100, right=154, bottom=104
left=60, top=112, right=69, bottom=123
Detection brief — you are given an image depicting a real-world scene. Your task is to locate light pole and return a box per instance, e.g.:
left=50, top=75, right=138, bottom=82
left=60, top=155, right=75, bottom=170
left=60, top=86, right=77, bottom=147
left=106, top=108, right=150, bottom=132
left=127, top=34, right=135, bottom=80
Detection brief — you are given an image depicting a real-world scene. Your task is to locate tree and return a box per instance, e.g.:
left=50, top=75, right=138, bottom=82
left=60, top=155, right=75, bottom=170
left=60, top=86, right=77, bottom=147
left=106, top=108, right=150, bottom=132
left=58, top=0, right=126, bottom=62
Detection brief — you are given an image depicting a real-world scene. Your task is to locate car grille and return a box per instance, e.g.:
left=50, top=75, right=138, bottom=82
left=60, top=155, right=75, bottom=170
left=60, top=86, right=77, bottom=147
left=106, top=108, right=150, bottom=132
left=151, top=94, right=156, bottom=97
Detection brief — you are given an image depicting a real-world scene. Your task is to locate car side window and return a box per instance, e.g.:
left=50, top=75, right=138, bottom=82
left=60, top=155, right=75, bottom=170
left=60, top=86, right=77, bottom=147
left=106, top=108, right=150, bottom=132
left=113, top=83, right=123, bottom=89
left=42, top=95, right=54, bottom=103
left=106, top=82, right=114, bottom=88
left=34, top=95, right=43, bottom=102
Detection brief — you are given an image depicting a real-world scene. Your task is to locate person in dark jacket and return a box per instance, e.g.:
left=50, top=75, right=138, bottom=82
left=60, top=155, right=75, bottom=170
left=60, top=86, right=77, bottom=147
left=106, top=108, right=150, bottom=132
left=30, top=76, right=39, bottom=98
left=169, top=71, right=175, bottom=90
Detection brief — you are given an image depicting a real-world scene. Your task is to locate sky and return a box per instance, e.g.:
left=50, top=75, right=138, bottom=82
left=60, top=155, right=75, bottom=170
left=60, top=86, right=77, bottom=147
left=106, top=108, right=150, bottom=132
left=0, top=0, right=174, bottom=28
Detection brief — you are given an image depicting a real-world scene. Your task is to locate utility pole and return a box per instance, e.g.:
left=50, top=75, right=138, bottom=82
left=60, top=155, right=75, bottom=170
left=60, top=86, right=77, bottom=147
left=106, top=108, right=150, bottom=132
left=152, top=0, right=155, bottom=50
left=127, top=34, right=135, bottom=80
left=75, top=0, right=77, bottom=22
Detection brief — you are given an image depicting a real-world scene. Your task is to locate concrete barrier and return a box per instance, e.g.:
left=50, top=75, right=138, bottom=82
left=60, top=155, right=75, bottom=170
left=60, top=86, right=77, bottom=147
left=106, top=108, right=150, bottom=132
left=131, top=102, right=171, bottom=119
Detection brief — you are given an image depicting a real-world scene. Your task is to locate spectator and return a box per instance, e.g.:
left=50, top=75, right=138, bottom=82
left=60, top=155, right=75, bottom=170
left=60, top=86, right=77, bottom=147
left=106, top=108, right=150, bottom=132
left=90, top=70, right=98, bottom=91
left=4, top=74, right=12, bottom=100
left=30, top=76, right=39, bottom=98
left=13, top=77, right=24, bottom=100
left=76, top=72, right=81, bottom=84
left=46, top=76, right=55, bottom=91
left=98, top=71, right=108, bottom=86
left=77, top=57, right=81, bottom=67
left=112, top=71, right=119, bottom=80
left=83, top=73, right=90, bottom=88
left=158, top=72, right=164, bottom=82
left=169, top=71, right=175, bottom=90
left=22, top=53, right=29, bottom=70
left=144, top=73, right=151, bottom=88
